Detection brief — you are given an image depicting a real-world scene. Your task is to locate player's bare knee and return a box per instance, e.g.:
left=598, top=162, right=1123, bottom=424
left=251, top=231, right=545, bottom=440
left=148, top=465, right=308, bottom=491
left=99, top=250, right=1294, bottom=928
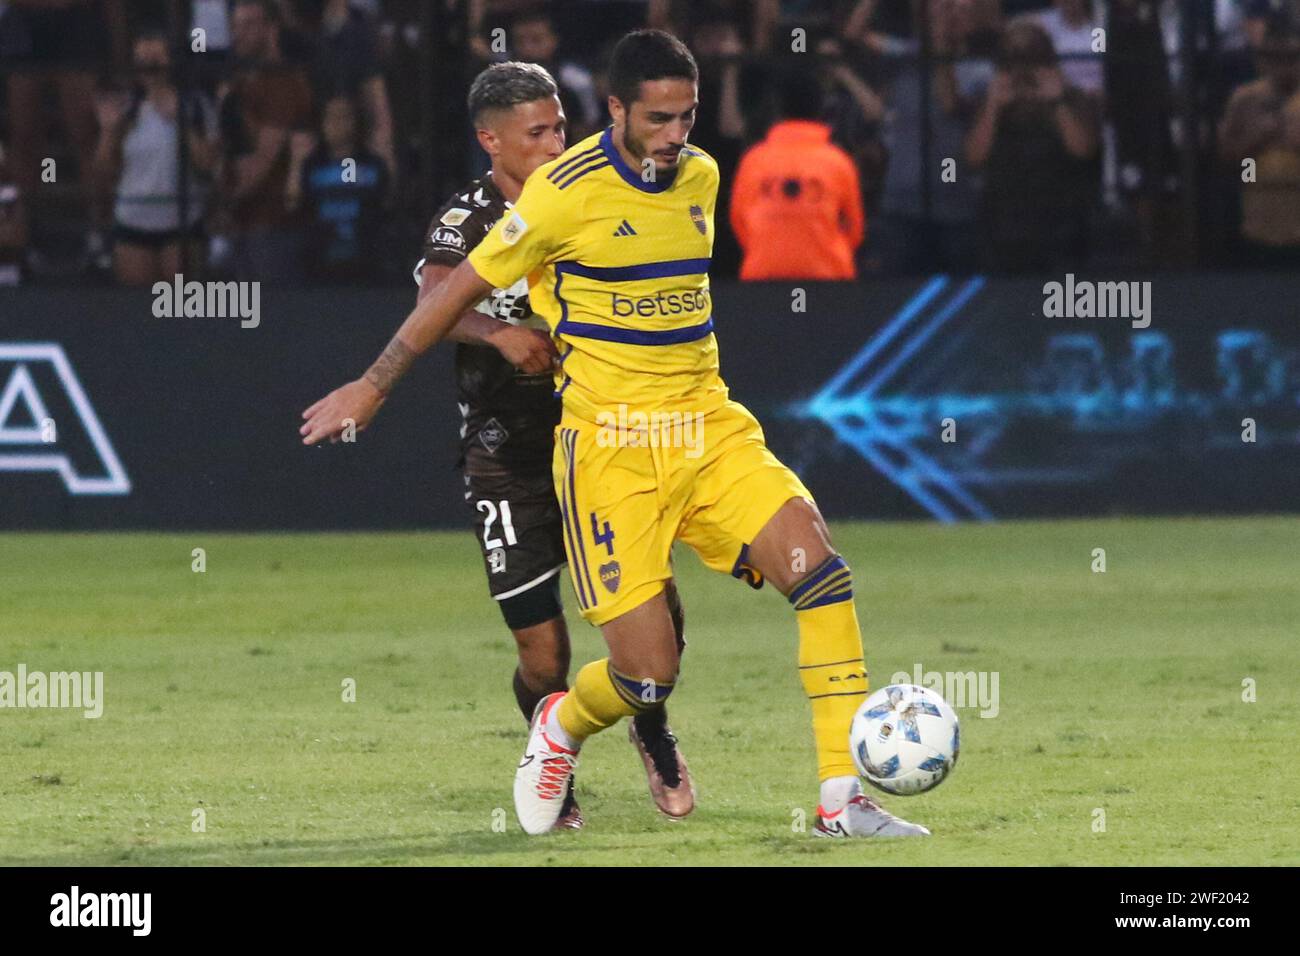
left=524, top=646, right=570, bottom=691
left=752, top=497, right=836, bottom=595
left=781, top=496, right=833, bottom=548
left=518, top=663, right=567, bottom=696
left=514, top=639, right=568, bottom=692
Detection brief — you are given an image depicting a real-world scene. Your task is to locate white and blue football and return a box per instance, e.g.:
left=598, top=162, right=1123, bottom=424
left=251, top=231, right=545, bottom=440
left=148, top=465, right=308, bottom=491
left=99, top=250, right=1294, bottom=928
left=849, top=684, right=960, bottom=795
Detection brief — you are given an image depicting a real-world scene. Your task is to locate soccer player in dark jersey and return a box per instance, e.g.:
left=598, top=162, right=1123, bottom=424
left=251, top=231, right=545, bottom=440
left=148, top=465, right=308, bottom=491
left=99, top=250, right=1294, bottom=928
left=410, top=62, right=694, bottom=829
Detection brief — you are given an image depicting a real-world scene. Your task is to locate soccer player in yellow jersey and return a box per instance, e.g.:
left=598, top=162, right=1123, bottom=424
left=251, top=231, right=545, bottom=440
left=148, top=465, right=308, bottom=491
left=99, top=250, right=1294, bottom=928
left=302, top=30, right=928, bottom=839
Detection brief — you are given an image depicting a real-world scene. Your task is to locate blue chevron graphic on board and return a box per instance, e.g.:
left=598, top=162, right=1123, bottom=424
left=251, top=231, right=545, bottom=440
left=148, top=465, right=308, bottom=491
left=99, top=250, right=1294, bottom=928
left=797, top=276, right=990, bottom=523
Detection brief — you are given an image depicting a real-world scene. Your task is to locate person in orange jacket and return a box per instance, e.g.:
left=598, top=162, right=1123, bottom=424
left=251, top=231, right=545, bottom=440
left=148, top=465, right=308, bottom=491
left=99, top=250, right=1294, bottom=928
left=730, top=70, right=865, bottom=280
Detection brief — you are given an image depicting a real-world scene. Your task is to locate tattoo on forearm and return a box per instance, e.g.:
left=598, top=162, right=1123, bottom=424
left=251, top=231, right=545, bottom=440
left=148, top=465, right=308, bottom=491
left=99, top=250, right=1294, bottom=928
left=365, top=337, right=415, bottom=395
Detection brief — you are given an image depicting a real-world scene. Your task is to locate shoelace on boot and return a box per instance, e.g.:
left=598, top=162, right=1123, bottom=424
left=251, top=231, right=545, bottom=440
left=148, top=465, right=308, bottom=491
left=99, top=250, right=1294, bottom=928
left=643, top=729, right=683, bottom=789
left=536, top=753, right=576, bottom=800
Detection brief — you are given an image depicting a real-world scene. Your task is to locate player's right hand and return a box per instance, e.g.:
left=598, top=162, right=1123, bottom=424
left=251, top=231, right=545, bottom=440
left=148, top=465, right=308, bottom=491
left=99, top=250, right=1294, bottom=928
left=490, top=325, right=559, bottom=375
left=300, top=378, right=386, bottom=445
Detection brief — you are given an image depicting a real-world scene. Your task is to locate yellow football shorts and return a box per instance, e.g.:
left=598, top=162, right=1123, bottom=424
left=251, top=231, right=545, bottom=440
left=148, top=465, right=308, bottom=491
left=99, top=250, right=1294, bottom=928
left=553, top=399, right=811, bottom=625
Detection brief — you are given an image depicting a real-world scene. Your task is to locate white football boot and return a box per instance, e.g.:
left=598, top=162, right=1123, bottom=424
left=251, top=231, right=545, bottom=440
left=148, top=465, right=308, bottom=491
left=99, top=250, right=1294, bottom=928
left=814, top=786, right=931, bottom=838
left=514, top=692, right=581, bottom=835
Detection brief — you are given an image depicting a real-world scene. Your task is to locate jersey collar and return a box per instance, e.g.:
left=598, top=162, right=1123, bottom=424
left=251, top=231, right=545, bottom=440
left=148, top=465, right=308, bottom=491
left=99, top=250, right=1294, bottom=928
left=600, top=126, right=678, bottom=194
left=481, top=170, right=510, bottom=208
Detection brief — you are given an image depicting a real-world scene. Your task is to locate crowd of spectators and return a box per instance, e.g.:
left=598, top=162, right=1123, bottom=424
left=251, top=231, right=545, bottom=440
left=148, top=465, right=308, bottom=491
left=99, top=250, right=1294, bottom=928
left=0, top=0, right=1298, bottom=286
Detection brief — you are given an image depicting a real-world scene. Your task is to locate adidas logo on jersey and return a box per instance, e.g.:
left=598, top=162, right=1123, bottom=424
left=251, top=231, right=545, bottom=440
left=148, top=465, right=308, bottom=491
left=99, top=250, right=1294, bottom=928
left=613, top=220, right=637, bottom=237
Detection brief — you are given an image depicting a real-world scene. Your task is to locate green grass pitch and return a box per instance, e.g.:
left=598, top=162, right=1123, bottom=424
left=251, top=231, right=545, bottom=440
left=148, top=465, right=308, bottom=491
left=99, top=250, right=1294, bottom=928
left=1, top=517, right=1296, bottom=866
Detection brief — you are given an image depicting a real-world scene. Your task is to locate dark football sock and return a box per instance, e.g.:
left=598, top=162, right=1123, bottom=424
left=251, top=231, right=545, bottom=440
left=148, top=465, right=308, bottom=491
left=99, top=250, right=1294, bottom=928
left=512, top=667, right=546, bottom=724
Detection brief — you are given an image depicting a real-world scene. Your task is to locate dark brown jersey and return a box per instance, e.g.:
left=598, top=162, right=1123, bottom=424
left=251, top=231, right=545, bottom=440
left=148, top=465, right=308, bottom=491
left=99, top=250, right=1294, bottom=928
left=415, top=173, right=559, bottom=472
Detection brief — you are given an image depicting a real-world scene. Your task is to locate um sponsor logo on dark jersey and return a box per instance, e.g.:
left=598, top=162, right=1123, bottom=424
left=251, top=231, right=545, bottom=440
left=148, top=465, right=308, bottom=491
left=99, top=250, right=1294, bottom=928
left=416, top=173, right=559, bottom=470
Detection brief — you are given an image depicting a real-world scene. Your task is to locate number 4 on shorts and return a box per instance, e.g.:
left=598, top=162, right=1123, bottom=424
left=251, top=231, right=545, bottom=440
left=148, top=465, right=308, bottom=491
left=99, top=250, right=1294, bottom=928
left=590, top=512, right=614, bottom=555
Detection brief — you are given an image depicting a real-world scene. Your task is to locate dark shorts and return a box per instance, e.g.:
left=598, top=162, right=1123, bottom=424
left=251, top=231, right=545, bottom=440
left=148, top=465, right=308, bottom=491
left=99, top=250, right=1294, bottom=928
left=463, top=462, right=566, bottom=602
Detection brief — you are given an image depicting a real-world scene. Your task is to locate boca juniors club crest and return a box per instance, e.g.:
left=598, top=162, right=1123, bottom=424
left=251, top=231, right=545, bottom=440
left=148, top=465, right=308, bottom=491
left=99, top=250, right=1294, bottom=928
left=688, top=204, right=706, bottom=235
left=599, top=560, right=621, bottom=594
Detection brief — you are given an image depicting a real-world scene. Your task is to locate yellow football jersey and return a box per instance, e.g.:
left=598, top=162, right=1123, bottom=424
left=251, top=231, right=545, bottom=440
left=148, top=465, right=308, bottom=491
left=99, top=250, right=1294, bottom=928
left=467, top=127, right=729, bottom=424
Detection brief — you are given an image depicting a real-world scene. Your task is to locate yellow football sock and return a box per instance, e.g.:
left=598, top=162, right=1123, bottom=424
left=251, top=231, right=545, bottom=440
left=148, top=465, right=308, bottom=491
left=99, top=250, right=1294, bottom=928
left=556, top=659, right=637, bottom=741
left=792, top=556, right=869, bottom=781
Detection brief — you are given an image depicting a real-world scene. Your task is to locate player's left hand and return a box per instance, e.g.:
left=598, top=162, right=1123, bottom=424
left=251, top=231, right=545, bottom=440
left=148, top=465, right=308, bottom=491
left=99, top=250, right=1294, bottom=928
left=300, top=378, right=386, bottom=445
left=489, top=325, right=560, bottom=375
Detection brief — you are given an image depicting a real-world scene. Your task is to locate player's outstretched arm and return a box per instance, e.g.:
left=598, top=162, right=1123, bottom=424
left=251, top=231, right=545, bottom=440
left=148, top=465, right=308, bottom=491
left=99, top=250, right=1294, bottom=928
left=299, top=258, right=494, bottom=445
left=418, top=263, right=557, bottom=374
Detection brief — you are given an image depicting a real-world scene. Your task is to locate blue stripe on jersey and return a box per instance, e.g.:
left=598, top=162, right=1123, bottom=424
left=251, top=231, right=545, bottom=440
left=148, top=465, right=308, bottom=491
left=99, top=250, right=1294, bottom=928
left=556, top=258, right=710, bottom=282
left=555, top=159, right=610, bottom=190
left=551, top=262, right=713, bottom=344
left=556, top=317, right=714, bottom=345
left=547, top=145, right=603, bottom=183
left=600, top=126, right=676, bottom=193
left=555, top=265, right=570, bottom=327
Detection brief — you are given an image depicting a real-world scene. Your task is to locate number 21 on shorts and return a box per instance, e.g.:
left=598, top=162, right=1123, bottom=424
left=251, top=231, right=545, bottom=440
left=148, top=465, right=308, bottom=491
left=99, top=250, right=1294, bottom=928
left=477, top=499, right=517, bottom=549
